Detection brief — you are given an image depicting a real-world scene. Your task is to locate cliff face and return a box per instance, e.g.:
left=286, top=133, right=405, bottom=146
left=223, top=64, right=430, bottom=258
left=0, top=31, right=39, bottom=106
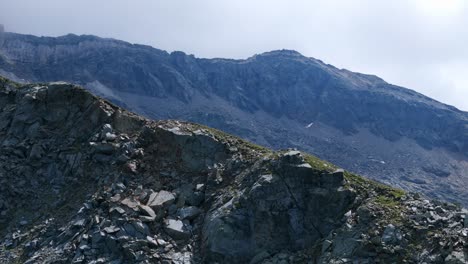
left=0, top=33, right=467, bottom=206
left=1, top=77, right=468, bottom=263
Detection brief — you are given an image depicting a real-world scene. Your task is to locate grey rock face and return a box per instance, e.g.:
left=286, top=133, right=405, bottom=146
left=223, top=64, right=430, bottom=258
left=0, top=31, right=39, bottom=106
left=202, top=152, right=354, bottom=262
left=0, top=77, right=467, bottom=264
left=0, top=33, right=466, bottom=206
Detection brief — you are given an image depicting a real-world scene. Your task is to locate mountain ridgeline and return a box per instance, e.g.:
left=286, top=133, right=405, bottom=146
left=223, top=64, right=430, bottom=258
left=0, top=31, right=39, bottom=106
left=1, top=77, right=468, bottom=263
left=0, top=32, right=467, bottom=205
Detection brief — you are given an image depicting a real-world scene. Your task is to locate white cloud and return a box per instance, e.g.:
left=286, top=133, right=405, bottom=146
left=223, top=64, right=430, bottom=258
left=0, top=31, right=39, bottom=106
left=0, top=0, right=467, bottom=110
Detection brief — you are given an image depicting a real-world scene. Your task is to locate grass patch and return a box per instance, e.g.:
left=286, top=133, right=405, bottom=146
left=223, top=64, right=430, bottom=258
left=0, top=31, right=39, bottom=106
left=375, top=195, right=400, bottom=207
left=344, top=171, right=405, bottom=198
left=0, top=76, right=20, bottom=89
left=192, top=123, right=271, bottom=154
left=303, top=153, right=337, bottom=172
left=373, top=194, right=405, bottom=224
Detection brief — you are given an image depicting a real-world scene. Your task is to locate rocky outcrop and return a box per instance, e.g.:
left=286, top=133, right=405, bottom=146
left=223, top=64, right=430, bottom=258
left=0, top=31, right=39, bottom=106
left=0, top=32, right=467, bottom=206
left=0, top=77, right=468, bottom=263
left=202, top=152, right=354, bottom=262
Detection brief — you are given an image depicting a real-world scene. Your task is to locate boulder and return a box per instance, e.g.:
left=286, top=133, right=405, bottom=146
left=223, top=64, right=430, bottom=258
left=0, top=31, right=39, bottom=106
left=381, top=224, right=402, bottom=245
left=147, top=190, right=175, bottom=209
left=164, top=219, right=191, bottom=240
left=177, top=206, right=201, bottom=220
left=138, top=204, right=156, bottom=222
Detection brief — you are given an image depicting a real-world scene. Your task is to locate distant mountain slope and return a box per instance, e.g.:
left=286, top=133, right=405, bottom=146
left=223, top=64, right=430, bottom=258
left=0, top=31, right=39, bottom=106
left=0, top=32, right=467, bottom=205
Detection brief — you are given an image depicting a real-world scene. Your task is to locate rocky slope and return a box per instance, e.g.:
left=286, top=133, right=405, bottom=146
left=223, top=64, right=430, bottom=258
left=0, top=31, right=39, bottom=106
left=0, top=32, right=467, bottom=206
left=1, top=77, right=468, bottom=263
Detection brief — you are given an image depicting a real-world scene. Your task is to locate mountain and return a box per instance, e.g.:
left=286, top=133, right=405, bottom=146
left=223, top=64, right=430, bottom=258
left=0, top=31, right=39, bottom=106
left=0, top=32, right=467, bottom=206
left=1, top=76, right=468, bottom=263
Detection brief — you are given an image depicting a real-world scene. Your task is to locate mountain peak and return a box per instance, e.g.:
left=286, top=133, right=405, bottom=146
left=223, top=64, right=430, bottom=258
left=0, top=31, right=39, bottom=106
left=259, top=49, right=304, bottom=57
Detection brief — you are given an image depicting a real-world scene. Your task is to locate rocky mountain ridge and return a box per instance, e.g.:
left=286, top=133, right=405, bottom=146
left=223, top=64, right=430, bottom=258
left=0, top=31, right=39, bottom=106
left=1, top=77, right=468, bottom=263
left=0, top=32, right=467, bottom=206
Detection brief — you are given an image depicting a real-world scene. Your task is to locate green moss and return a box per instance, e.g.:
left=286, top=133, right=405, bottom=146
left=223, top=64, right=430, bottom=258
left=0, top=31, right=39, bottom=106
left=373, top=195, right=404, bottom=224
left=375, top=195, right=399, bottom=207
left=192, top=123, right=271, bottom=154
left=344, top=171, right=369, bottom=187
left=389, top=189, right=405, bottom=199
left=303, top=153, right=337, bottom=172
left=344, top=171, right=405, bottom=198
left=0, top=76, right=20, bottom=89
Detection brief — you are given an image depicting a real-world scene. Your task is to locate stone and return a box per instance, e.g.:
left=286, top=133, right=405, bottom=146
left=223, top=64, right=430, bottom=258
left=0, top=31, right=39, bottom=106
left=103, top=226, right=120, bottom=234
left=146, top=236, right=158, bottom=247
left=92, top=143, right=115, bottom=155
left=139, top=204, right=156, bottom=222
left=132, top=221, right=150, bottom=236
left=109, top=206, right=126, bottom=215
left=322, top=240, right=333, bottom=253
left=381, top=224, right=402, bottom=245
left=121, top=197, right=139, bottom=210
left=164, top=219, right=190, bottom=240
left=101, top=124, right=113, bottom=135
left=157, top=238, right=168, bottom=246
left=105, top=132, right=117, bottom=141
left=445, top=251, right=466, bottom=264
left=177, top=206, right=201, bottom=220
left=25, top=239, right=38, bottom=252
left=124, top=161, right=138, bottom=174
left=320, top=169, right=345, bottom=188
left=110, top=193, right=121, bottom=203
left=120, top=222, right=145, bottom=239
left=147, top=190, right=175, bottom=209
left=29, top=144, right=45, bottom=160
left=72, top=218, right=87, bottom=228
left=196, top=184, right=205, bottom=192
left=91, top=231, right=106, bottom=249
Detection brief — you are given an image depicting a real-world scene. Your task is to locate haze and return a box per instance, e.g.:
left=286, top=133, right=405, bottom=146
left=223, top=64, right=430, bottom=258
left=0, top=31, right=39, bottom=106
left=1, top=0, right=467, bottom=111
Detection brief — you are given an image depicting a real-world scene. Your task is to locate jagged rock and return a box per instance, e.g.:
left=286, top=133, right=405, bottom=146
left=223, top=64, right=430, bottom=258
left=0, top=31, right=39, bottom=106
left=92, top=143, right=116, bottom=155
left=177, top=206, right=201, bottom=220
left=281, top=150, right=303, bottom=164
left=102, top=124, right=113, bottom=134
left=121, top=197, right=139, bottom=210
left=147, top=190, right=176, bottom=209
left=445, top=251, right=467, bottom=264
left=103, top=226, right=120, bottom=234
left=322, top=240, right=333, bottom=253
left=203, top=153, right=354, bottom=262
left=381, top=224, right=402, bottom=245
left=131, top=221, right=150, bottom=236
left=104, top=132, right=117, bottom=141
left=29, top=144, right=45, bottom=160
left=109, top=206, right=126, bottom=215
left=0, top=77, right=467, bottom=264
left=164, top=219, right=190, bottom=240
left=138, top=204, right=156, bottom=222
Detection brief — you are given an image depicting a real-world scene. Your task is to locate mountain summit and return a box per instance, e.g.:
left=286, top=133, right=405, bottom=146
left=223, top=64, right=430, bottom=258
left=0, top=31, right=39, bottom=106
left=0, top=32, right=467, bottom=205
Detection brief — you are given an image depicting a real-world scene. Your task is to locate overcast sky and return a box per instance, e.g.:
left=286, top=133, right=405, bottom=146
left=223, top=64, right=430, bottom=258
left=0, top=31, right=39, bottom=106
left=1, top=0, right=467, bottom=110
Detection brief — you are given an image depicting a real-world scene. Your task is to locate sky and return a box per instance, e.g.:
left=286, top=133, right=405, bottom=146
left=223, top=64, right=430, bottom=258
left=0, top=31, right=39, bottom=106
left=1, top=0, right=467, bottom=111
